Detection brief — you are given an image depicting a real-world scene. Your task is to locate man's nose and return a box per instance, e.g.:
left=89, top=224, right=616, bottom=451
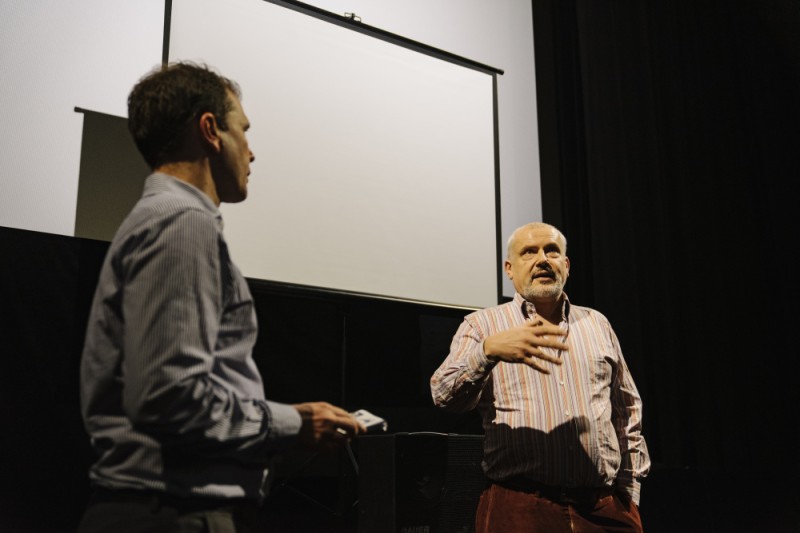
left=533, top=252, right=552, bottom=270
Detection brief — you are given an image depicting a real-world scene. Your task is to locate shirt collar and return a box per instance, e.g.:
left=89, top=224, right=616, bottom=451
left=146, top=172, right=223, bottom=224
left=514, top=292, right=571, bottom=321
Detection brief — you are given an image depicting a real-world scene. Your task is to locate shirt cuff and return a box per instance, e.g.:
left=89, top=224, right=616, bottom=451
left=263, top=400, right=303, bottom=448
left=616, top=477, right=641, bottom=506
left=473, top=340, right=496, bottom=373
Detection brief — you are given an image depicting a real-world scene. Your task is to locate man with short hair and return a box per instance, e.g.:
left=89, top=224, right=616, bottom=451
left=431, top=222, right=650, bottom=532
left=78, top=62, right=362, bottom=532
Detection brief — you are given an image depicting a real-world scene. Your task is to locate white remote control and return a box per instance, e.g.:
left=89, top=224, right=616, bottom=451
left=351, top=409, right=388, bottom=433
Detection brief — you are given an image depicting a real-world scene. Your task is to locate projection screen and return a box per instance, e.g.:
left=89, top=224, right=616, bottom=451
left=169, top=0, right=501, bottom=309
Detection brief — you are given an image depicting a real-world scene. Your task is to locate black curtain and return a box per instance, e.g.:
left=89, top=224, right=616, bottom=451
left=533, top=0, right=799, bottom=477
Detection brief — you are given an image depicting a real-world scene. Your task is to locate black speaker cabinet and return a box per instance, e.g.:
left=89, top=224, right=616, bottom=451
left=357, top=433, right=485, bottom=533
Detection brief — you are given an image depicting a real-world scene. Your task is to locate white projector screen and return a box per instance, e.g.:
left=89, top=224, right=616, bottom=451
left=169, top=0, right=501, bottom=309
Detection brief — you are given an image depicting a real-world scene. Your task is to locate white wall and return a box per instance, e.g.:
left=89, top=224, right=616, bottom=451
left=300, top=0, right=542, bottom=299
left=0, top=0, right=539, bottom=301
left=0, top=0, right=164, bottom=236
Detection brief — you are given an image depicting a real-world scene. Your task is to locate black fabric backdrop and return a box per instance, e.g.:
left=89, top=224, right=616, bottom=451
left=0, top=227, right=480, bottom=532
left=533, top=0, right=799, bottom=480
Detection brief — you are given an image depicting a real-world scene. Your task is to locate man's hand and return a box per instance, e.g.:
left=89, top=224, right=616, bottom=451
left=483, top=320, right=567, bottom=374
left=292, top=401, right=365, bottom=450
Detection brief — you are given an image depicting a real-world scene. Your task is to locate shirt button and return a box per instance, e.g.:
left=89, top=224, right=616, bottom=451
left=565, top=410, right=571, bottom=416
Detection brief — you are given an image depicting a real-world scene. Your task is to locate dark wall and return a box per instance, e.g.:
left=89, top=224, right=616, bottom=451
left=532, top=0, right=800, bottom=529
left=248, top=280, right=481, bottom=435
left=6, top=219, right=797, bottom=532
left=0, top=225, right=480, bottom=532
left=2, top=228, right=102, bottom=533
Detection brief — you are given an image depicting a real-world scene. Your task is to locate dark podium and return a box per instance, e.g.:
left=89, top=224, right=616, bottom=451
left=357, top=433, right=485, bottom=533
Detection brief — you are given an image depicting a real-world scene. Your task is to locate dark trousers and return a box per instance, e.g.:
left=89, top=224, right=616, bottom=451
left=77, top=488, right=261, bottom=533
left=475, top=481, right=643, bottom=533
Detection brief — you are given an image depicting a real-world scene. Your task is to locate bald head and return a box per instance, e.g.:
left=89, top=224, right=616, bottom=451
left=507, top=222, right=567, bottom=259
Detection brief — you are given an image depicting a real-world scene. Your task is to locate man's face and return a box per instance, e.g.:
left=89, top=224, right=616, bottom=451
left=213, top=91, right=254, bottom=203
left=504, top=225, right=570, bottom=302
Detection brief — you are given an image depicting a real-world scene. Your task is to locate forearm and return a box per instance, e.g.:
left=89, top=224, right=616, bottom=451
left=126, top=373, right=299, bottom=460
left=430, top=321, right=495, bottom=412
left=612, top=380, right=650, bottom=506
left=118, top=210, right=294, bottom=462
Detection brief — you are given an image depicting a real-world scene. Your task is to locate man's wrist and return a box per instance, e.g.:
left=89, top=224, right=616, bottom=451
left=481, top=340, right=500, bottom=365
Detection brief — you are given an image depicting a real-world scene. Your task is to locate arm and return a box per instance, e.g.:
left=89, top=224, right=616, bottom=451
left=607, top=325, right=651, bottom=506
left=431, top=318, right=495, bottom=412
left=431, top=315, right=567, bottom=412
left=119, top=209, right=295, bottom=461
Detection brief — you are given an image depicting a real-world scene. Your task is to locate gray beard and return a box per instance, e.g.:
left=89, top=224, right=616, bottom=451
left=522, top=280, right=564, bottom=301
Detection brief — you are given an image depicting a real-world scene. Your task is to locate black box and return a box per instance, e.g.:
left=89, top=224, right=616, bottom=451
left=357, top=433, right=485, bottom=533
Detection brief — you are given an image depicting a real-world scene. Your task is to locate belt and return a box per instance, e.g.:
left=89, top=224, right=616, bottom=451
left=90, top=486, right=260, bottom=516
left=494, top=477, right=616, bottom=508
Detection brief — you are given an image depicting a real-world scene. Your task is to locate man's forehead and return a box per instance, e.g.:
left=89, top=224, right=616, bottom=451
left=226, top=92, right=250, bottom=125
left=227, top=91, right=244, bottom=111
left=515, top=227, right=561, bottom=245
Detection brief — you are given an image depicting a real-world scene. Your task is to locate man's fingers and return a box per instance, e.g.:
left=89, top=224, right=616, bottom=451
left=531, top=336, right=568, bottom=351
left=524, top=320, right=561, bottom=332
left=535, top=351, right=563, bottom=364
left=335, top=416, right=361, bottom=437
left=522, top=348, right=562, bottom=365
left=531, top=324, right=568, bottom=337
left=326, top=410, right=364, bottom=438
left=523, top=322, right=569, bottom=346
left=523, top=356, right=551, bottom=374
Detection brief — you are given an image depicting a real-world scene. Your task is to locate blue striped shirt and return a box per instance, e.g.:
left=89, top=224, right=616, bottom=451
left=431, top=293, right=650, bottom=504
left=80, top=173, right=301, bottom=501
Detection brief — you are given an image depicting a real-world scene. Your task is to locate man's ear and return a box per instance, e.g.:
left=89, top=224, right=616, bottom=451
left=198, top=111, right=222, bottom=153
left=504, top=260, right=513, bottom=280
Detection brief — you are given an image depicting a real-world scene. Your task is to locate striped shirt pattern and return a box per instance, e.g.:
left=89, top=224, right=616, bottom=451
left=80, top=173, right=301, bottom=502
left=431, top=293, right=650, bottom=504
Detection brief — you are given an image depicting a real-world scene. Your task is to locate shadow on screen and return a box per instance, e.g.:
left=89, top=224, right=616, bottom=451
left=74, top=107, right=149, bottom=242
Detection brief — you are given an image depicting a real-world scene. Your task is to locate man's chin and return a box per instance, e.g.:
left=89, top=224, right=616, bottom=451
left=220, top=188, right=248, bottom=204
left=523, top=284, right=563, bottom=300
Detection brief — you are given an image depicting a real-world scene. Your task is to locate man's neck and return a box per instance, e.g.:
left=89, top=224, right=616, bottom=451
left=529, top=296, right=564, bottom=324
left=155, top=160, right=219, bottom=206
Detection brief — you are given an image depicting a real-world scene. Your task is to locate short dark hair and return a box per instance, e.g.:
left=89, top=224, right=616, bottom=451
left=127, top=61, right=241, bottom=169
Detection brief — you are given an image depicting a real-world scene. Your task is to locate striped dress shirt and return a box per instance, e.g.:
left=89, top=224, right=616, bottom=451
left=431, top=293, right=650, bottom=504
left=80, top=173, right=301, bottom=502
